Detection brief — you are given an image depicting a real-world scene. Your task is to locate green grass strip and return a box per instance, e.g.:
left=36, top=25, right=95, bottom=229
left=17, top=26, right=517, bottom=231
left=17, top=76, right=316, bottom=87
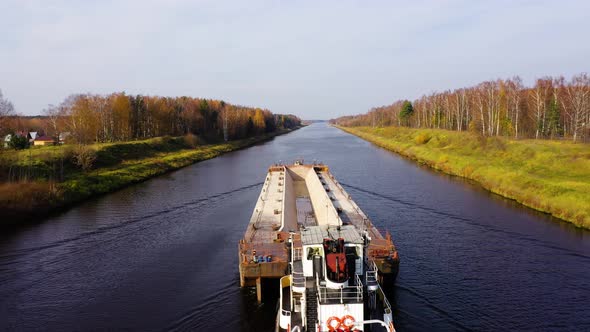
left=337, top=126, right=590, bottom=229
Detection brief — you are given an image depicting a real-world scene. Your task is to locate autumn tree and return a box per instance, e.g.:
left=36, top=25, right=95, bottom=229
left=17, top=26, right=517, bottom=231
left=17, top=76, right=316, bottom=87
left=546, top=95, right=561, bottom=138
left=563, top=73, right=590, bottom=142
left=43, top=104, right=62, bottom=138
left=111, top=93, right=131, bottom=141
left=528, top=78, right=553, bottom=139
left=332, top=73, right=589, bottom=142
left=68, top=94, right=100, bottom=144
left=505, top=77, right=523, bottom=138
left=0, top=89, right=15, bottom=136
left=39, top=92, right=299, bottom=145
left=253, top=109, right=266, bottom=134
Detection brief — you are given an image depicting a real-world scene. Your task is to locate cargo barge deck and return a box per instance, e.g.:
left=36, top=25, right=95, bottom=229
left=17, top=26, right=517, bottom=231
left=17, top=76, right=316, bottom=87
left=238, top=162, right=399, bottom=302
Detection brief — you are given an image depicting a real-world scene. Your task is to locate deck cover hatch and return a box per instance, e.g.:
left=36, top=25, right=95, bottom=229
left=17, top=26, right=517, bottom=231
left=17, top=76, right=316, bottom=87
left=301, top=225, right=364, bottom=245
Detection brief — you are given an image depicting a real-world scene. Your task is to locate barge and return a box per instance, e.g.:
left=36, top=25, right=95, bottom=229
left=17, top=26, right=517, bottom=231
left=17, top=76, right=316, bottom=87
left=238, top=161, right=399, bottom=331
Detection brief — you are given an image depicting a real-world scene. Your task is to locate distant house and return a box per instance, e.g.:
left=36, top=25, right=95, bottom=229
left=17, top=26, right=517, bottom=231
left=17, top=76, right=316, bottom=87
left=3, top=134, right=11, bottom=148
left=29, top=131, right=38, bottom=143
left=58, top=132, right=71, bottom=144
left=33, top=136, right=55, bottom=146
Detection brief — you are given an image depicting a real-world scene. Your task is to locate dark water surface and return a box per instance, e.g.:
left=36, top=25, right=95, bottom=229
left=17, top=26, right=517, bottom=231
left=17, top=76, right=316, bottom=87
left=1, top=123, right=589, bottom=331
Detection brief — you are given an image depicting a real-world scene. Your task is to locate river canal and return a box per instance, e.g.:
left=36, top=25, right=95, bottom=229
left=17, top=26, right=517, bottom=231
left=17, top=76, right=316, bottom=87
left=1, top=123, right=589, bottom=331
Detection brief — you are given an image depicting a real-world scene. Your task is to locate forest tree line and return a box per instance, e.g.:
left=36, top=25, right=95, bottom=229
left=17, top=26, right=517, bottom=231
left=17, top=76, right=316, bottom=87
left=0, top=91, right=301, bottom=145
left=332, top=73, right=590, bottom=142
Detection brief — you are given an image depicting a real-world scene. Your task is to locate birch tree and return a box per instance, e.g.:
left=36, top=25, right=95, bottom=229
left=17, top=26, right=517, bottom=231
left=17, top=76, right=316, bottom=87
left=563, top=73, right=590, bottom=142
left=506, top=77, right=523, bottom=138
left=0, top=89, right=15, bottom=136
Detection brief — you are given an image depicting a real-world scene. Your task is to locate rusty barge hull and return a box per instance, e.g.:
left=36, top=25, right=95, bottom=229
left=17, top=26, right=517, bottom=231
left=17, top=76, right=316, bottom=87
left=238, top=163, right=399, bottom=299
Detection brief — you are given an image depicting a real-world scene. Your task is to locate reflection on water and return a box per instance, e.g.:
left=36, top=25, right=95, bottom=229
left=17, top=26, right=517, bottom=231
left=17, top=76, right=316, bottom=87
left=1, top=123, right=589, bottom=331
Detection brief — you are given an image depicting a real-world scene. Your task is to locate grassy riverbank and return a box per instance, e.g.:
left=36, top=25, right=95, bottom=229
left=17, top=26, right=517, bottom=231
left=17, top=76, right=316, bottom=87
left=337, top=126, right=590, bottom=229
left=0, top=128, right=298, bottom=227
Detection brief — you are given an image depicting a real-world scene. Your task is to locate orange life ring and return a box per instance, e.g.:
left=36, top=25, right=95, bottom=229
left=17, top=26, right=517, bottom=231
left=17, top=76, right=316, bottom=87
left=326, top=316, right=342, bottom=331
left=341, top=315, right=355, bottom=329
left=389, top=321, right=396, bottom=332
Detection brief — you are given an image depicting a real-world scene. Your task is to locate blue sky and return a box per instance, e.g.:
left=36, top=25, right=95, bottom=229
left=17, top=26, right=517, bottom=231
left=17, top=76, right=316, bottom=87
left=1, top=0, right=589, bottom=118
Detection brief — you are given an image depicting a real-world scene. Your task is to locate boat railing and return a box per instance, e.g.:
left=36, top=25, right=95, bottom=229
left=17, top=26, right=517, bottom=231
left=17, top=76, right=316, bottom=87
left=366, top=261, right=393, bottom=322
left=378, top=282, right=393, bottom=316
left=366, top=261, right=379, bottom=290
left=316, top=275, right=363, bottom=304
left=366, top=270, right=378, bottom=284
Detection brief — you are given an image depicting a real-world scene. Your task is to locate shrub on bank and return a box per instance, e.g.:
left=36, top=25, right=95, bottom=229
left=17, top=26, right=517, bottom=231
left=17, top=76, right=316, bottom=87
left=415, top=133, right=432, bottom=145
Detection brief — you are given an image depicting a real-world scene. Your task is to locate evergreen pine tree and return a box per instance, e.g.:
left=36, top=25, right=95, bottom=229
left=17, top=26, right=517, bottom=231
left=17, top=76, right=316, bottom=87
left=399, top=100, right=414, bottom=126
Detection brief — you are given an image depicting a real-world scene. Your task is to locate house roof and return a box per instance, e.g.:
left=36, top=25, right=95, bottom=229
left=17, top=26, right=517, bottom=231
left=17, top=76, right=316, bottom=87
left=29, top=132, right=38, bottom=140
